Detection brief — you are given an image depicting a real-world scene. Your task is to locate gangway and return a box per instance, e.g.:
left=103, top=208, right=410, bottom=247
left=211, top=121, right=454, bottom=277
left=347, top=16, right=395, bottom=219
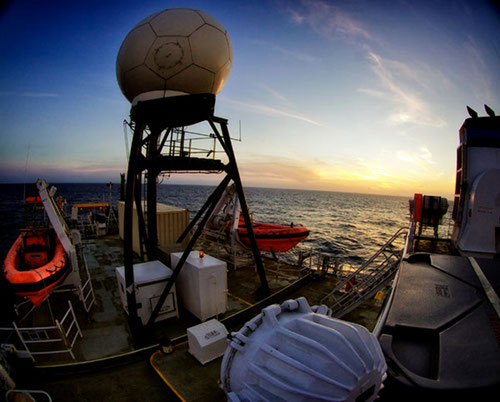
left=320, top=227, right=407, bottom=318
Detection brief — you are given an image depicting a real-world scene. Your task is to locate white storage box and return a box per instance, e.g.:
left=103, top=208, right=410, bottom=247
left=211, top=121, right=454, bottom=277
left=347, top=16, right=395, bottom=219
left=187, top=319, right=228, bottom=364
left=115, top=260, right=178, bottom=325
left=171, top=251, right=227, bottom=322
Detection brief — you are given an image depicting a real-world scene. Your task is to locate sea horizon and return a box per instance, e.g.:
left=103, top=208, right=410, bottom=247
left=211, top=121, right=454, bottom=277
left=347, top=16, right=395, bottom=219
left=0, top=182, right=417, bottom=264
left=0, top=181, right=422, bottom=200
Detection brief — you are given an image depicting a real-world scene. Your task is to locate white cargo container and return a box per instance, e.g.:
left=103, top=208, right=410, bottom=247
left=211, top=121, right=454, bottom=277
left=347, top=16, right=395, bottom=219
left=115, top=260, right=178, bottom=325
left=187, top=319, right=228, bottom=364
left=171, top=251, right=227, bottom=322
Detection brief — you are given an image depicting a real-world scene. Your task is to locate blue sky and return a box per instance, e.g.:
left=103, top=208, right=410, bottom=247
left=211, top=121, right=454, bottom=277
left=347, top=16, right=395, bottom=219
left=0, top=0, right=498, bottom=196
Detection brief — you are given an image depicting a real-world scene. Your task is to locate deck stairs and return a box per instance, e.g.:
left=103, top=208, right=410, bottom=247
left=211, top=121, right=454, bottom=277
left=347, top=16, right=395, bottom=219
left=320, top=227, right=407, bottom=318
left=75, top=242, right=95, bottom=313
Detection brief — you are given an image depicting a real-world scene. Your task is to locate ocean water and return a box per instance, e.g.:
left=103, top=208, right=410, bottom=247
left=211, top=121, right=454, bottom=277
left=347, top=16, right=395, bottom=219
left=0, top=183, right=410, bottom=265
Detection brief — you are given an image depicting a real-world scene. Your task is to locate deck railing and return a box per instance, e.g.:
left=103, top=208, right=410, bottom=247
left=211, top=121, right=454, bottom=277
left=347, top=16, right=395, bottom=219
left=77, top=244, right=95, bottom=313
left=6, top=389, right=52, bottom=402
left=320, top=227, right=407, bottom=317
left=0, top=300, right=82, bottom=362
left=125, top=121, right=240, bottom=164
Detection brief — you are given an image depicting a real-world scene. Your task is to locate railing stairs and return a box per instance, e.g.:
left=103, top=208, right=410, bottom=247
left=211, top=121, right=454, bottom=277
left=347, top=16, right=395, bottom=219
left=75, top=242, right=95, bottom=313
left=1, top=300, right=82, bottom=362
left=320, top=227, right=407, bottom=318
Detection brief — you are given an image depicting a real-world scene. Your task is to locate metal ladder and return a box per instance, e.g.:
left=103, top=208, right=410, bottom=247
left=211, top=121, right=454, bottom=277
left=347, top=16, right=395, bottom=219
left=76, top=243, right=95, bottom=313
left=320, top=227, right=407, bottom=318
left=8, top=300, right=82, bottom=362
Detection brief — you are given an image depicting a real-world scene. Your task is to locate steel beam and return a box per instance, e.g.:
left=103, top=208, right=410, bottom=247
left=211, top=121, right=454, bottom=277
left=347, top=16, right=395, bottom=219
left=146, top=173, right=232, bottom=327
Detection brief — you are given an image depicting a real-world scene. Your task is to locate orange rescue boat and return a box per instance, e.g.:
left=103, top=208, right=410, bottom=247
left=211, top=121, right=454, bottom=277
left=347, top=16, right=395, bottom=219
left=237, top=218, right=310, bottom=252
left=3, top=229, right=69, bottom=307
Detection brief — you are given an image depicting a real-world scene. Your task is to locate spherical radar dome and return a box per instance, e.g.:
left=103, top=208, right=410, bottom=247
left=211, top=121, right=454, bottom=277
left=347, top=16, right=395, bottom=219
left=116, top=8, right=233, bottom=104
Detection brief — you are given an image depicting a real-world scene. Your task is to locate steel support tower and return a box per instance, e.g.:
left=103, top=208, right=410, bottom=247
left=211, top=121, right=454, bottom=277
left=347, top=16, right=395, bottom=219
left=122, top=94, right=270, bottom=341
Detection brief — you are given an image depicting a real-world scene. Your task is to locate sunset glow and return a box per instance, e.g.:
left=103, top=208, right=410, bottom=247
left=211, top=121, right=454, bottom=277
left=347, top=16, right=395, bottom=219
left=0, top=0, right=498, bottom=198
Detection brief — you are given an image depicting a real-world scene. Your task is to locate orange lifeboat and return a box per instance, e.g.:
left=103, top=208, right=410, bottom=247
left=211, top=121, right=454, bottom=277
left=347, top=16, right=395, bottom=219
left=3, top=229, right=69, bottom=307
left=237, top=218, right=310, bottom=252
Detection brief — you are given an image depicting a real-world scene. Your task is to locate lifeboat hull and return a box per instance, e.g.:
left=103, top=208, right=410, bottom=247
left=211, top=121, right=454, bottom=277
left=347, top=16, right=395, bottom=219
left=237, top=221, right=310, bottom=252
left=3, top=231, right=69, bottom=307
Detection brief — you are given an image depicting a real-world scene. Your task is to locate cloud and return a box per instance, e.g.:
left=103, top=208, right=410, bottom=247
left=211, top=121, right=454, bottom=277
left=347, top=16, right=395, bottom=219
left=272, top=44, right=321, bottom=64
left=284, top=0, right=374, bottom=42
left=287, top=8, right=305, bottom=24
left=238, top=154, right=401, bottom=195
left=222, top=97, right=324, bottom=127
left=235, top=149, right=452, bottom=196
left=462, top=36, right=497, bottom=104
left=364, top=52, right=447, bottom=128
left=258, top=83, right=290, bottom=103
left=418, top=146, right=435, bottom=162
left=282, top=1, right=448, bottom=129
left=252, top=40, right=320, bottom=64
left=0, top=158, right=125, bottom=183
left=238, top=155, right=321, bottom=189
left=397, top=146, right=438, bottom=174
left=356, top=88, right=387, bottom=99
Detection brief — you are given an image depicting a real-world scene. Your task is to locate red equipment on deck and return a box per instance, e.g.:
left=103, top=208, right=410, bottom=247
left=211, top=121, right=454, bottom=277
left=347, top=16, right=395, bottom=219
left=3, top=229, right=69, bottom=307
left=236, top=218, right=310, bottom=253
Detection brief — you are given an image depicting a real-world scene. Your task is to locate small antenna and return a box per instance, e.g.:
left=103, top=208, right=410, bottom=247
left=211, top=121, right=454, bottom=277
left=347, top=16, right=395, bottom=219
left=23, top=144, right=31, bottom=201
left=484, top=104, right=495, bottom=117
left=239, top=120, right=242, bottom=142
left=466, top=106, right=478, bottom=118
left=107, top=181, right=113, bottom=203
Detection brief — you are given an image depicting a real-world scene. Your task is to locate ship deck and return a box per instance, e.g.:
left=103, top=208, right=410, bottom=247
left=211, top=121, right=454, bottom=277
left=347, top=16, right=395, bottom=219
left=7, top=233, right=387, bottom=401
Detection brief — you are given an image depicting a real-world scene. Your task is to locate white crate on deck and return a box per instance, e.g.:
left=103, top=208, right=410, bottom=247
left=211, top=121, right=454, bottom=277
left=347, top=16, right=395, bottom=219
left=115, top=260, right=178, bottom=326
left=171, top=251, right=227, bottom=321
left=187, top=319, right=228, bottom=365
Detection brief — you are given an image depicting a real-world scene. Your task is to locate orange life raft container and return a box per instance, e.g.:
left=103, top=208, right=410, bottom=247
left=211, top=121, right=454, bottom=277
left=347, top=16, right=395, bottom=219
left=3, top=229, right=69, bottom=307
left=236, top=218, right=310, bottom=253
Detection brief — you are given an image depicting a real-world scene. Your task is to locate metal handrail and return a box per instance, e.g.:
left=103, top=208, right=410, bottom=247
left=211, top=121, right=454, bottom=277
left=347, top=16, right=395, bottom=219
left=78, top=246, right=95, bottom=313
left=4, top=301, right=82, bottom=362
left=6, top=389, right=52, bottom=402
left=163, top=127, right=224, bottom=159
left=320, top=227, right=407, bottom=314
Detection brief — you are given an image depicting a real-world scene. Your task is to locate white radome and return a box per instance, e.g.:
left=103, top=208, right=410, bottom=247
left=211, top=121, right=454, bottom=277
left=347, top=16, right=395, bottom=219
left=116, top=8, right=233, bottom=104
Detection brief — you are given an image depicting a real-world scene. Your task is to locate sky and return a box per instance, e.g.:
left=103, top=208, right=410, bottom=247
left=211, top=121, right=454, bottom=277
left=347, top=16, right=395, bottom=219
left=0, top=0, right=498, bottom=197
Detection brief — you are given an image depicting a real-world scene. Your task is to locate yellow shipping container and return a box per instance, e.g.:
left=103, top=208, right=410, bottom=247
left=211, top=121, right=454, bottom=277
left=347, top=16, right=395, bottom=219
left=118, top=201, right=190, bottom=256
